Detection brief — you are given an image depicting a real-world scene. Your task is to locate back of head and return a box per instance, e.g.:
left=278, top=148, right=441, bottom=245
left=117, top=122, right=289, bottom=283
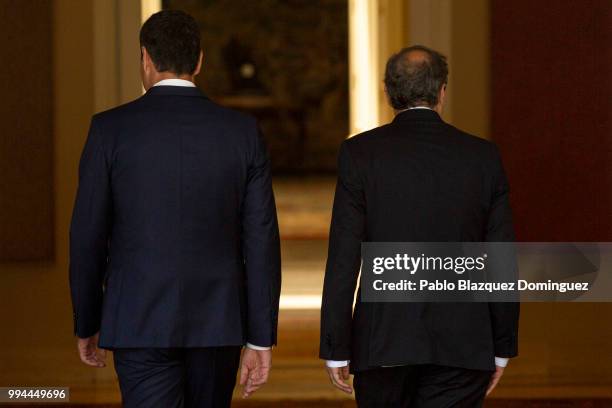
left=140, top=10, right=201, bottom=75
left=384, top=45, right=448, bottom=110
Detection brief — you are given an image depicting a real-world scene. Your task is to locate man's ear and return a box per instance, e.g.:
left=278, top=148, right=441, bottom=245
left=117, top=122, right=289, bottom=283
left=193, top=51, right=204, bottom=76
left=141, top=46, right=150, bottom=72
left=439, top=84, right=447, bottom=105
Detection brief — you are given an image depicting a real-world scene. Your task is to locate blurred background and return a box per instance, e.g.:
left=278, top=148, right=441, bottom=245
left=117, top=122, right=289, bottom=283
left=0, top=0, right=610, bottom=406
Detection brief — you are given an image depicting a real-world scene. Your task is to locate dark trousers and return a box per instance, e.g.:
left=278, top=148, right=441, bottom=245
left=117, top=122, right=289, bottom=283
left=354, top=364, right=493, bottom=408
left=113, top=346, right=242, bottom=408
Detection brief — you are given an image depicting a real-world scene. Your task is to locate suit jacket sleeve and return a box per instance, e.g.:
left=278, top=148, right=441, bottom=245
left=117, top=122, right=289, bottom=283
left=69, top=116, right=112, bottom=338
left=242, top=125, right=281, bottom=347
left=320, top=141, right=366, bottom=360
left=486, top=143, right=520, bottom=358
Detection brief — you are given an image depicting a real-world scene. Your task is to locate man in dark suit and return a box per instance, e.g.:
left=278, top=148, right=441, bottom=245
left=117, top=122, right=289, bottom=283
left=320, top=45, right=519, bottom=407
left=69, top=10, right=281, bottom=407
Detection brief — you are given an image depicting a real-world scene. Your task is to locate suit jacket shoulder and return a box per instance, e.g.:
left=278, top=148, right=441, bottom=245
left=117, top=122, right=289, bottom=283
left=88, top=93, right=262, bottom=165
left=346, top=119, right=502, bottom=175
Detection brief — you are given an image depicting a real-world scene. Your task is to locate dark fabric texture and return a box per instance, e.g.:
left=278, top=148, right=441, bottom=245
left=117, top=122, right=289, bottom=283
left=113, top=346, right=242, bottom=408
left=320, top=108, right=519, bottom=372
left=353, top=364, right=493, bottom=408
left=69, top=85, right=281, bottom=348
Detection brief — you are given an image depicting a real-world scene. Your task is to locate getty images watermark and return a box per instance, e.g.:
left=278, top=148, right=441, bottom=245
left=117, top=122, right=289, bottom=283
left=361, top=242, right=612, bottom=302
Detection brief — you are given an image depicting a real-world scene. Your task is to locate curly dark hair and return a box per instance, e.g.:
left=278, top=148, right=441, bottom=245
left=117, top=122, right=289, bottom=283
left=140, top=10, right=201, bottom=75
left=384, top=45, right=448, bottom=110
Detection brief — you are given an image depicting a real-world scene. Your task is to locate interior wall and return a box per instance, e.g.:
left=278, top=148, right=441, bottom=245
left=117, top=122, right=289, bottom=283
left=0, top=0, right=117, bottom=388
left=492, top=0, right=612, bottom=242
left=0, top=0, right=54, bottom=260
left=449, top=0, right=490, bottom=138
left=490, top=0, right=612, bottom=395
left=407, top=0, right=454, bottom=124
left=93, top=0, right=143, bottom=113
left=376, top=0, right=408, bottom=125
left=406, top=0, right=490, bottom=139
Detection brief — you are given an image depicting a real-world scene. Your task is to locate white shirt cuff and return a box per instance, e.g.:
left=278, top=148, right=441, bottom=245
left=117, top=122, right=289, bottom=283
left=494, top=357, right=509, bottom=367
left=246, top=343, right=271, bottom=351
left=326, top=360, right=349, bottom=368
left=326, top=358, right=506, bottom=368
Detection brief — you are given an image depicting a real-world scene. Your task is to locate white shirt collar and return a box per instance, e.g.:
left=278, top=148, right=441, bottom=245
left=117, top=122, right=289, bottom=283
left=152, top=78, right=196, bottom=88
left=407, top=106, right=433, bottom=110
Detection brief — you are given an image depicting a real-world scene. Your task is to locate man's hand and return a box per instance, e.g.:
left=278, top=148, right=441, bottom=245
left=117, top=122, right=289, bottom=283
left=486, top=365, right=505, bottom=396
left=326, top=365, right=353, bottom=394
left=77, top=332, right=106, bottom=368
left=239, top=348, right=271, bottom=398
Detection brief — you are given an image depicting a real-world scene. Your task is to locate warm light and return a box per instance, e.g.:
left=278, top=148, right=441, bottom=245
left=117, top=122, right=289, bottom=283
left=280, top=295, right=322, bottom=310
left=141, top=0, right=162, bottom=23
left=348, top=0, right=380, bottom=136
left=140, top=0, right=162, bottom=95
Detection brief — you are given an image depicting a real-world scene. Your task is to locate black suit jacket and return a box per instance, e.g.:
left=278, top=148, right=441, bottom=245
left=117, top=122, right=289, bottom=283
left=320, top=108, right=519, bottom=371
left=69, top=85, right=281, bottom=348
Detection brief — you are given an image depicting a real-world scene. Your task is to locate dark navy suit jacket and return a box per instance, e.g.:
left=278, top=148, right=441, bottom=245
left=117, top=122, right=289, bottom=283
left=69, top=85, right=281, bottom=348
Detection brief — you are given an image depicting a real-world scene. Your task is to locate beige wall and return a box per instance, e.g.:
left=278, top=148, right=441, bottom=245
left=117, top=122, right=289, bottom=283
left=449, top=0, right=490, bottom=138
left=0, top=0, right=149, bottom=392
left=0, top=0, right=116, bottom=389
left=376, top=0, right=409, bottom=124
left=93, top=0, right=143, bottom=112
left=404, top=0, right=489, bottom=138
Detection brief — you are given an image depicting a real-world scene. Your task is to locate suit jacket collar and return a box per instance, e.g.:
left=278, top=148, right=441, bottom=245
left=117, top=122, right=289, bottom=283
left=145, top=85, right=208, bottom=98
left=392, top=108, right=443, bottom=123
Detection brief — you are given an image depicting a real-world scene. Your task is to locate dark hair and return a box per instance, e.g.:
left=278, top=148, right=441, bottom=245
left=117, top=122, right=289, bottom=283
left=139, top=10, right=201, bottom=75
left=384, top=45, right=448, bottom=110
